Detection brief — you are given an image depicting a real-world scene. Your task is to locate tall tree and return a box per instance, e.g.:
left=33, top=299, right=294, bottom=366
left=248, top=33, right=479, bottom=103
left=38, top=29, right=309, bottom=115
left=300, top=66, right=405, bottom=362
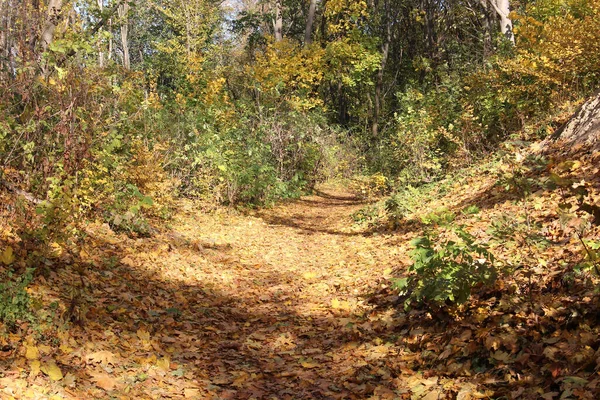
left=97, top=0, right=105, bottom=66
left=372, top=0, right=394, bottom=138
left=118, top=0, right=130, bottom=69
left=40, top=0, right=64, bottom=54
left=480, top=0, right=514, bottom=44
left=274, top=0, right=283, bottom=41
left=304, top=0, right=317, bottom=45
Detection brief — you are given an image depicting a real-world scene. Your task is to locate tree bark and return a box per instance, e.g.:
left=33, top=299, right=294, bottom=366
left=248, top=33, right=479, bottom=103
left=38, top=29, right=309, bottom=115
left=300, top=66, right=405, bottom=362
left=496, top=0, right=513, bottom=44
left=118, top=1, right=130, bottom=69
left=108, top=16, right=113, bottom=61
left=304, top=0, right=317, bottom=45
left=97, top=0, right=104, bottom=67
left=480, top=0, right=514, bottom=44
left=373, top=1, right=392, bottom=138
left=373, top=28, right=390, bottom=138
left=274, top=0, right=283, bottom=42
left=119, top=1, right=131, bottom=69
left=40, top=0, right=64, bottom=54
left=481, top=0, right=494, bottom=58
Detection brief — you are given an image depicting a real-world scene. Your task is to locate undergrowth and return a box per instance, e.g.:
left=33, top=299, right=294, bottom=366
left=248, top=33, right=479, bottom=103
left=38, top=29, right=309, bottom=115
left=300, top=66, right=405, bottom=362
left=0, top=267, right=35, bottom=329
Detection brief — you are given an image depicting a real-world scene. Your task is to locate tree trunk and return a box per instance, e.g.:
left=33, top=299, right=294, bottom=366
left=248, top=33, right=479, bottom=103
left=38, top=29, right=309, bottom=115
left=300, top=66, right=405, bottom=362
left=495, top=0, right=513, bottom=44
left=97, top=0, right=104, bottom=67
left=108, top=16, right=113, bottom=61
left=40, top=0, right=64, bottom=54
left=118, top=1, right=130, bottom=69
left=319, top=0, right=328, bottom=45
left=304, top=0, right=317, bottom=45
left=373, top=1, right=392, bottom=138
left=373, top=32, right=390, bottom=138
left=481, top=0, right=514, bottom=45
left=482, top=0, right=494, bottom=58
left=545, top=91, right=600, bottom=154
left=274, top=0, right=283, bottom=42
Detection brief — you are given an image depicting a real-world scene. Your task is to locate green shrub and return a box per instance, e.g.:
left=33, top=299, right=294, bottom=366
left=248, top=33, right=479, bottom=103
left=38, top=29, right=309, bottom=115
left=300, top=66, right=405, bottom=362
left=106, top=184, right=154, bottom=237
left=394, top=228, right=497, bottom=307
left=420, top=207, right=456, bottom=226
left=0, top=268, right=35, bottom=328
left=352, top=204, right=380, bottom=226
left=462, top=205, right=481, bottom=215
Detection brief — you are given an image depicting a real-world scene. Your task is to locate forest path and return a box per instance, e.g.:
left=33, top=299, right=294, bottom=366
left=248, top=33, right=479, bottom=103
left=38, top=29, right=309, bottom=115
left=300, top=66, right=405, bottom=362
left=24, top=186, right=410, bottom=399
left=145, top=186, right=407, bottom=398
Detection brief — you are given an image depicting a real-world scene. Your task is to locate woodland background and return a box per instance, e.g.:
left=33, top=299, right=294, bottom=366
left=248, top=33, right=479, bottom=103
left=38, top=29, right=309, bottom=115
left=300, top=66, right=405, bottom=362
left=1, top=0, right=600, bottom=398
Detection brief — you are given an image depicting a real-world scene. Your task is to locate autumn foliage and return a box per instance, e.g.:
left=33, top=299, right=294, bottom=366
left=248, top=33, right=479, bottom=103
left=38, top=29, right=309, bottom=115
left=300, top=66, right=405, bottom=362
left=1, top=0, right=600, bottom=398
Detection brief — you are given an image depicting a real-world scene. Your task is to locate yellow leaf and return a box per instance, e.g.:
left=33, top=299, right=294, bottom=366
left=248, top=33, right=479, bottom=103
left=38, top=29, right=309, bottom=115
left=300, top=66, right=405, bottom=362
left=157, top=356, right=171, bottom=372
left=302, top=271, right=317, bottom=280
left=30, top=360, right=41, bottom=377
left=331, top=298, right=341, bottom=309
left=144, top=353, right=157, bottom=365
left=38, top=344, right=52, bottom=355
left=1, top=246, right=15, bottom=265
left=300, top=359, right=320, bottom=369
left=137, top=328, right=150, bottom=341
left=41, top=361, right=63, bottom=381
left=570, top=160, right=582, bottom=171
left=25, top=345, right=40, bottom=360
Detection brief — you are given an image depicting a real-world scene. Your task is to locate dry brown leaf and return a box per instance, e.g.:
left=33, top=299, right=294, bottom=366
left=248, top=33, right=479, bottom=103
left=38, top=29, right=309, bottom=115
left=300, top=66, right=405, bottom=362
left=157, top=356, right=171, bottom=371
left=184, top=388, right=202, bottom=398
left=90, top=372, right=117, bottom=391
left=86, top=350, right=117, bottom=366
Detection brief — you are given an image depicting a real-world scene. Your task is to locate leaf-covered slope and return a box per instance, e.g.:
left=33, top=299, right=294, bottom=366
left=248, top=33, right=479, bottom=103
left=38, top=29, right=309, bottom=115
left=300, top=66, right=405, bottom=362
left=1, top=146, right=600, bottom=399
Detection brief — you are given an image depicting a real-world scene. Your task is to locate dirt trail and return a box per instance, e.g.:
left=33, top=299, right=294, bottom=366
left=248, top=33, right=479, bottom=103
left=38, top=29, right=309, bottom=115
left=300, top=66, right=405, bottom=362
left=143, top=187, right=406, bottom=398
left=6, top=187, right=409, bottom=399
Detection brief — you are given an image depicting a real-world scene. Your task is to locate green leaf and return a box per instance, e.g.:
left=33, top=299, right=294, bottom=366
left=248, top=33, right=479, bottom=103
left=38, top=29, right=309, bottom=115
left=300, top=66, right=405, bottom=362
left=392, top=277, right=408, bottom=291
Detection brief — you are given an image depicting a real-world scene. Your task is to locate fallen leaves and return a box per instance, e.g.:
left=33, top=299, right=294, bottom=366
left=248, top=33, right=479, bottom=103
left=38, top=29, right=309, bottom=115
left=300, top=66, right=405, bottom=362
left=29, top=360, right=41, bottom=377
left=86, top=350, right=117, bottom=366
left=157, top=356, right=171, bottom=371
left=25, top=345, right=39, bottom=360
left=90, top=372, right=117, bottom=391
left=1, top=175, right=600, bottom=400
left=40, top=361, right=63, bottom=381
left=0, top=246, right=15, bottom=265
left=300, top=359, right=320, bottom=369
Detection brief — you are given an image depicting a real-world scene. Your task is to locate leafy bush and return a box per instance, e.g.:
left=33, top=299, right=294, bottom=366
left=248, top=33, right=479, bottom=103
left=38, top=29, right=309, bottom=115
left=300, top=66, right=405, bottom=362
left=420, top=207, right=456, bottom=226
left=106, top=184, right=154, bottom=236
left=462, top=205, right=481, bottom=215
left=0, top=268, right=35, bottom=328
left=576, top=239, right=600, bottom=276
left=352, top=204, right=380, bottom=227
left=351, top=173, right=391, bottom=198
left=394, top=228, right=497, bottom=307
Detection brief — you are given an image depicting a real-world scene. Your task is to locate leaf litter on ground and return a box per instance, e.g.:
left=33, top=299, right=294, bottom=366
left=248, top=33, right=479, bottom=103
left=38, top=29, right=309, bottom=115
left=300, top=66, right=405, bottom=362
left=0, top=149, right=600, bottom=398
